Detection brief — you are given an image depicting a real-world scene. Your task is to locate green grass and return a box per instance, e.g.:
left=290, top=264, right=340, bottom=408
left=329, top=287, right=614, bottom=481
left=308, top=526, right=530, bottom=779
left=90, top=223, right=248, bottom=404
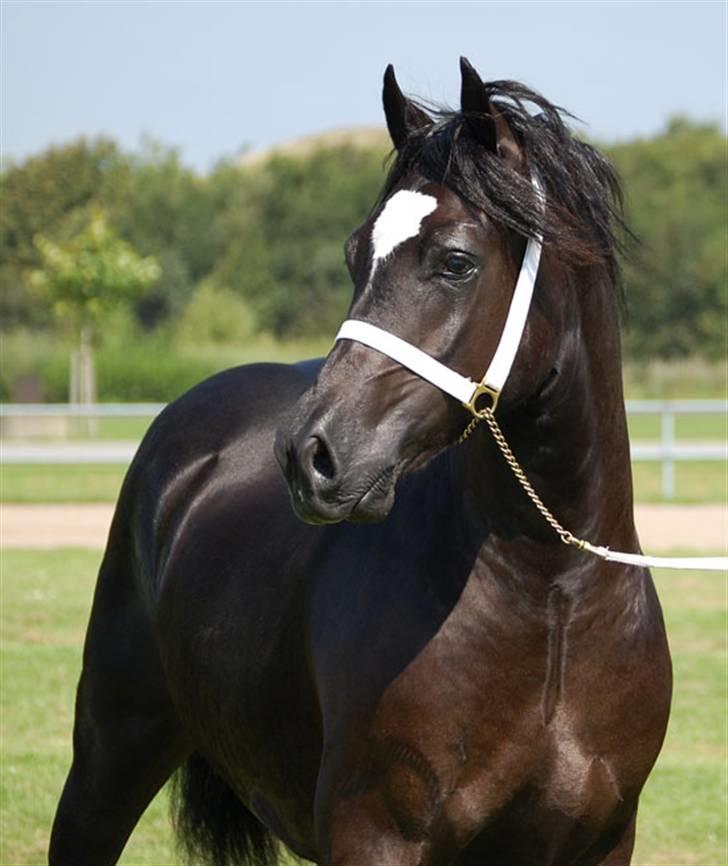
left=0, top=549, right=177, bottom=865
left=2, top=457, right=725, bottom=504
left=632, top=461, right=728, bottom=504
left=623, top=358, right=727, bottom=401
left=0, top=464, right=127, bottom=504
left=7, top=408, right=725, bottom=444
left=1, top=548, right=726, bottom=865
left=11, top=416, right=157, bottom=442
left=627, top=413, right=727, bottom=442
left=631, top=567, right=728, bottom=866
left=2, top=406, right=727, bottom=505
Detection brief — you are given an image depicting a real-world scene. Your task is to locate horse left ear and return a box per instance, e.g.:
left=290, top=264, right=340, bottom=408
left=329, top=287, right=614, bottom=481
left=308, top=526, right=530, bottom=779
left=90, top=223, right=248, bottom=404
left=383, top=64, right=432, bottom=150
left=459, top=56, right=523, bottom=172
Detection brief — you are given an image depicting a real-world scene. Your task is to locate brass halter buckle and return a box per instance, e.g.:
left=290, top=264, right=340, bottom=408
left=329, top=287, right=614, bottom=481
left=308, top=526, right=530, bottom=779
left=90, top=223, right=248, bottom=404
left=464, top=381, right=501, bottom=417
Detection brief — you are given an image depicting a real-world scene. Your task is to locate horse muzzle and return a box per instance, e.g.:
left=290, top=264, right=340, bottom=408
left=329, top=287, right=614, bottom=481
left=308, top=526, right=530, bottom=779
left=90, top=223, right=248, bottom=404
left=274, top=426, right=397, bottom=525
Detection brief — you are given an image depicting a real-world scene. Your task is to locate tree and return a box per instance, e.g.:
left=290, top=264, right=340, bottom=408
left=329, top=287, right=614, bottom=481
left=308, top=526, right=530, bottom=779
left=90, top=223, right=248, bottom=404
left=0, top=137, right=214, bottom=333
left=210, top=144, right=390, bottom=337
left=0, top=137, right=122, bottom=328
left=606, top=119, right=728, bottom=361
left=30, top=208, right=160, bottom=404
left=102, top=139, right=218, bottom=328
left=5, top=123, right=725, bottom=362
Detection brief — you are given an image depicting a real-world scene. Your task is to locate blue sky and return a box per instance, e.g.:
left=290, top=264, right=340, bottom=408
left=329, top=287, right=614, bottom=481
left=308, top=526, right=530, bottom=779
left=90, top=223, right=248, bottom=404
left=2, top=1, right=726, bottom=172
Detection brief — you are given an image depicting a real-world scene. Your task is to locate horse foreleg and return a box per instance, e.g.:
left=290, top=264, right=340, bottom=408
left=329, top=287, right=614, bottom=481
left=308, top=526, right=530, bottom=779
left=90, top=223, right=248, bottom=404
left=316, top=777, right=448, bottom=866
left=49, top=540, right=189, bottom=866
left=49, top=665, right=188, bottom=866
left=323, top=801, right=436, bottom=866
left=589, top=812, right=637, bottom=866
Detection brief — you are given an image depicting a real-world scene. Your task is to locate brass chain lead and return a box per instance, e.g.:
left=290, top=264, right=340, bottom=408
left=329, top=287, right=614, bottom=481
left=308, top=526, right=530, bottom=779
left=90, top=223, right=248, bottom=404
left=459, top=406, right=586, bottom=550
left=457, top=413, right=482, bottom=444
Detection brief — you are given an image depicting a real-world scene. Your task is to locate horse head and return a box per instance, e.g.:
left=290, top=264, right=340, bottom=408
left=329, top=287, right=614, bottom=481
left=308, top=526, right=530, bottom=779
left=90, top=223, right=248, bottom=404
left=276, top=58, right=621, bottom=525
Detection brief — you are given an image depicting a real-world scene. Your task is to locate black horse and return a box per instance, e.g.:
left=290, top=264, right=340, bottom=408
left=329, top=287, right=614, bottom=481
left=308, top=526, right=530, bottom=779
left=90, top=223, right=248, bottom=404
left=50, top=59, right=671, bottom=866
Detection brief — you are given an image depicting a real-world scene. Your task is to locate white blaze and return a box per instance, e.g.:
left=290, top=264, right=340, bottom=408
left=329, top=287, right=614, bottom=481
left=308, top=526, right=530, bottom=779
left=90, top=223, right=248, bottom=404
left=371, top=190, right=438, bottom=267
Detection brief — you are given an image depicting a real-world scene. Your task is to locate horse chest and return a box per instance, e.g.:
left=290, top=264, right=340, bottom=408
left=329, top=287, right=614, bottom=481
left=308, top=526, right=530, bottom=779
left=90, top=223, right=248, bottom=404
left=354, top=582, right=662, bottom=854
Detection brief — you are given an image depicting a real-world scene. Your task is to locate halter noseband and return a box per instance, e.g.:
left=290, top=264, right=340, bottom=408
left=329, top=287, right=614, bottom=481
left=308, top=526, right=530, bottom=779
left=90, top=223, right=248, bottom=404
left=335, top=176, right=544, bottom=416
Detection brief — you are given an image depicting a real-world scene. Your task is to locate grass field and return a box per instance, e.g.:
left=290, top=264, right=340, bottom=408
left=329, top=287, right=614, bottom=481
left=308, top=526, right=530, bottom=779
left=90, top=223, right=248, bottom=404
left=1, top=548, right=725, bottom=865
left=2, top=456, right=725, bottom=505
left=1, top=407, right=726, bottom=505
left=1, top=464, right=129, bottom=504
left=11, top=408, right=722, bottom=443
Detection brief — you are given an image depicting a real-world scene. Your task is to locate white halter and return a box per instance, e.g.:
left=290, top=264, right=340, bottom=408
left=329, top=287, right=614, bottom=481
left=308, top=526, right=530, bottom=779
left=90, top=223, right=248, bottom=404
left=334, top=178, right=726, bottom=573
left=336, top=182, right=543, bottom=416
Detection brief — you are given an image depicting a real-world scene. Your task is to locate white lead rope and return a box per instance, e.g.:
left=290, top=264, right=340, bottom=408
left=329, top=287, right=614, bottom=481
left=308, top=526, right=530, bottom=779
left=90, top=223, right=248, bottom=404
left=478, top=404, right=728, bottom=573
left=580, top=545, right=728, bottom=571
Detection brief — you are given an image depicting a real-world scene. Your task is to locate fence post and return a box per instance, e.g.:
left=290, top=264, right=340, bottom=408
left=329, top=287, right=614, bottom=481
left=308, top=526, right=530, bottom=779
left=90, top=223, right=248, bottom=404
left=661, top=407, right=675, bottom=499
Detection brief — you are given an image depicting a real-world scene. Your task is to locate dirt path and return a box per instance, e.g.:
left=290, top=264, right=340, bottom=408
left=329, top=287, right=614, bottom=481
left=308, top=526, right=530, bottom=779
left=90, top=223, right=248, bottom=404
left=1, top=503, right=726, bottom=552
left=1, top=504, right=116, bottom=548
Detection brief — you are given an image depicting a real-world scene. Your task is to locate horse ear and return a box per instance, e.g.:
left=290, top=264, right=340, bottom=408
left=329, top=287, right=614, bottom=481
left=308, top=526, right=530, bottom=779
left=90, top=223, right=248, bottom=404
left=382, top=64, right=432, bottom=150
left=459, top=56, right=523, bottom=171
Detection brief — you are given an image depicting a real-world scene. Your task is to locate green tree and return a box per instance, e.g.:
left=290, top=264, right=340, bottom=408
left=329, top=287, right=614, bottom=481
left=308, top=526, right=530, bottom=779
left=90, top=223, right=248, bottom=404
left=30, top=208, right=160, bottom=402
left=210, top=144, right=390, bottom=337
left=606, top=119, right=728, bottom=361
left=5, top=122, right=724, bottom=363
left=102, top=139, right=219, bottom=327
left=0, top=137, right=215, bottom=333
left=0, top=138, right=121, bottom=328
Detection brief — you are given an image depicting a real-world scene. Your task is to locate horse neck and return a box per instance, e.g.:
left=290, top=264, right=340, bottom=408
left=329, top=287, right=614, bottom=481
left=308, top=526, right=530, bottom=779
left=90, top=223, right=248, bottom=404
left=454, top=264, right=638, bottom=570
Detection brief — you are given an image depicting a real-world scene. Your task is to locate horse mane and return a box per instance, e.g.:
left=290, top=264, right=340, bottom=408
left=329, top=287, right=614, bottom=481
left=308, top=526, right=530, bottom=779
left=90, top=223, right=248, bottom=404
left=382, top=79, right=628, bottom=290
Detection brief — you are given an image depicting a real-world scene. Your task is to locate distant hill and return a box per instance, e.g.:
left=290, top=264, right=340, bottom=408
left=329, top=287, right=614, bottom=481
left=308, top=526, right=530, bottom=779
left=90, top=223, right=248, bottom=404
left=240, top=125, right=391, bottom=166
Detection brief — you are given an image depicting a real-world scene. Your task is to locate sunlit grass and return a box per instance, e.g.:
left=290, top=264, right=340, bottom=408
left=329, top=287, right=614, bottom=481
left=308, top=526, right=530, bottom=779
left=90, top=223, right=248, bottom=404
left=622, top=358, right=727, bottom=401
left=631, top=460, right=727, bottom=504
left=1, top=549, right=725, bottom=864
left=627, top=412, right=727, bottom=441
left=0, top=464, right=127, bottom=503
left=2, top=458, right=725, bottom=504
left=632, top=565, right=728, bottom=866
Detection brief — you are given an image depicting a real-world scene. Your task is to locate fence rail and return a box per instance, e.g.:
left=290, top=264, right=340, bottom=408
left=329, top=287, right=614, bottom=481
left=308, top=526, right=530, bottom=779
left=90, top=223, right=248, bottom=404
left=626, top=399, right=727, bottom=498
left=1, top=401, right=726, bottom=499
left=0, top=403, right=166, bottom=417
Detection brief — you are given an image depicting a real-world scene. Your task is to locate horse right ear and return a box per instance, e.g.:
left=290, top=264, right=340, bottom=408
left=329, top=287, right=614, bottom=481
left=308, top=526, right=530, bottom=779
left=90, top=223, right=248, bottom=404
left=382, top=65, right=432, bottom=150
left=460, top=56, right=524, bottom=172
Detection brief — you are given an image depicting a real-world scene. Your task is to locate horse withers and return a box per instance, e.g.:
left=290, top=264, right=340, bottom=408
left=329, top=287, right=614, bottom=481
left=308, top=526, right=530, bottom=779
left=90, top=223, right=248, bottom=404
left=49, top=58, right=672, bottom=866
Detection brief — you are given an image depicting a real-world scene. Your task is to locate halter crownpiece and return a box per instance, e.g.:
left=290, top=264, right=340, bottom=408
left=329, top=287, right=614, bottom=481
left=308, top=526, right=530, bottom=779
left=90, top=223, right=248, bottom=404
left=336, top=176, right=544, bottom=416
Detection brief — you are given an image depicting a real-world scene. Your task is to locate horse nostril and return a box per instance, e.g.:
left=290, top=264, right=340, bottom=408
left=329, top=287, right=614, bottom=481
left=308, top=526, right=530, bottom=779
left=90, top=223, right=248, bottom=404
left=311, top=436, right=336, bottom=482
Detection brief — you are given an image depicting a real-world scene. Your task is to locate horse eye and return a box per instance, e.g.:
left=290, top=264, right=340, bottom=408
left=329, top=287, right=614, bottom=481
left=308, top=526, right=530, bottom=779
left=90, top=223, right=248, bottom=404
left=443, top=253, right=476, bottom=279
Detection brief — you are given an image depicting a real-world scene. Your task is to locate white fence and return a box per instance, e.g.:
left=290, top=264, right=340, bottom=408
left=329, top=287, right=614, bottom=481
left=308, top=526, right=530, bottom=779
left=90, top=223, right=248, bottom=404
left=627, top=400, right=726, bottom=498
left=1, top=400, right=726, bottom=499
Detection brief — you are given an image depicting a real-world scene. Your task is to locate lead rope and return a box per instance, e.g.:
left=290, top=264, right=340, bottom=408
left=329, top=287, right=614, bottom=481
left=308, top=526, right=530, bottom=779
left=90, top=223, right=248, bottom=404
left=459, top=408, right=728, bottom=570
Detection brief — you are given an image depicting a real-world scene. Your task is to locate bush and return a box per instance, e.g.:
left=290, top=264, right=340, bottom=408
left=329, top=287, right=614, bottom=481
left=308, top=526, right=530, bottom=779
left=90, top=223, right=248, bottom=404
left=174, top=280, right=256, bottom=346
left=92, top=344, right=228, bottom=402
left=211, top=144, right=389, bottom=338
left=0, top=330, right=64, bottom=401
left=0, top=330, right=231, bottom=403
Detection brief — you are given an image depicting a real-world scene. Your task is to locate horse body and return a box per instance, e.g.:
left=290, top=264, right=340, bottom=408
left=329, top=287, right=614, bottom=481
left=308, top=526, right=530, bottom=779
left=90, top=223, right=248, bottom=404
left=50, top=60, right=671, bottom=866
